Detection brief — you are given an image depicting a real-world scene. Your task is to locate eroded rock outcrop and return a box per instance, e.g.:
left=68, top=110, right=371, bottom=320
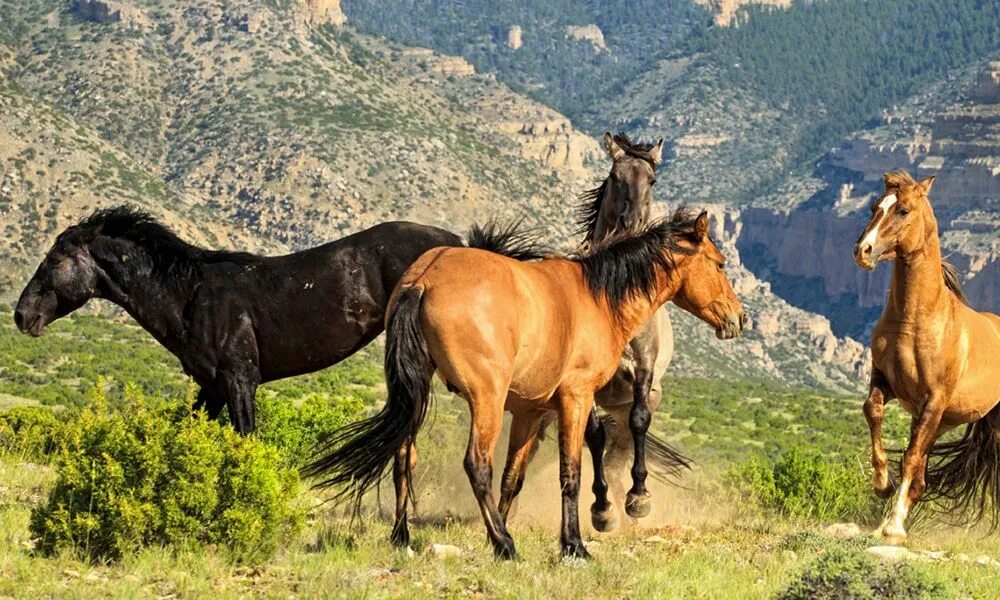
left=296, top=0, right=346, bottom=28
left=564, top=25, right=606, bottom=50
left=507, top=26, right=523, bottom=50
left=695, top=0, right=792, bottom=26
left=72, top=0, right=150, bottom=29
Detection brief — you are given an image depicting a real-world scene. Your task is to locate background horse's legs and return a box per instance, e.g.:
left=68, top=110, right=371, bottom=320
left=557, top=389, right=594, bottom=559
left=603, top=405, right=635, bottom=526
left=463, top=393, right=517, bottom=559
left=390, top=439, right=417, bottom=547
left=498, top=410, right=543, bottom=522
left=626, top=366, right=654, bottom=519
left=879, top=394, right=947, bottom=544
left=863, top=369, right=895, bottom=498
left=584, top=409, right=616, bottom=532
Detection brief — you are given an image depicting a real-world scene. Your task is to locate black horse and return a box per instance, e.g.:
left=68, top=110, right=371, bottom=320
left=14, top=206, right=461, bottom=434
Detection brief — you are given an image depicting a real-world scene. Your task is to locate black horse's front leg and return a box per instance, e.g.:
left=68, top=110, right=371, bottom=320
left=219, top=368, right=259, bottom=435
left=192, top=386, right=226, bottom=421
left=626, top=367, right=654, bottom=519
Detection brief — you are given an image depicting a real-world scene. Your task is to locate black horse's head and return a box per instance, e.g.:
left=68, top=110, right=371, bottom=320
left=15, top=222, right=104, bottom=337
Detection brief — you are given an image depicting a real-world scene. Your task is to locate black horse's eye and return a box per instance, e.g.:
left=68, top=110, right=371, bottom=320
left=897, top=208, right=910, bottom=217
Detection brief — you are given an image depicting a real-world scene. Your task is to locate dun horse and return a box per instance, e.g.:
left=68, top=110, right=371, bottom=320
left=533, top=131, right=686, bottom=531
left=854, top=171, right=1000, bottom=544
left=14, top=206, right=461, bottom=433
left=307, top=210, right=746, bottom=559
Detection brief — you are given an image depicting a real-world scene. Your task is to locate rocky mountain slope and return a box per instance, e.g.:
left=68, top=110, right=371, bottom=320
left=0, top=0, right=874, bottom=393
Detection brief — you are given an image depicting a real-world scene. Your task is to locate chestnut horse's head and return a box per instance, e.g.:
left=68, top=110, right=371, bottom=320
left=854, top=171, right=937, bottom=270
left=577, top=132, right=665, bottom=245
left=672, top=211, right=747, bottom=340
left=15, top=222, right=104, bottom=337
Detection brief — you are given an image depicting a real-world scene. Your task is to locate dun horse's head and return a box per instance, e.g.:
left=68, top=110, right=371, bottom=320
left=673, top=212, right=747, bottom=340
left=15, top=223, right=103, bottom=337
left=592, top=132, right=664, bottom=239
left=853, top=171, right=936, bottom=270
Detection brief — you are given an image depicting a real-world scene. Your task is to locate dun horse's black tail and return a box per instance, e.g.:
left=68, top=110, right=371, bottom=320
left=923, top=406, right=1000, bottom=530
left=303, top=287, right=432, bottom=505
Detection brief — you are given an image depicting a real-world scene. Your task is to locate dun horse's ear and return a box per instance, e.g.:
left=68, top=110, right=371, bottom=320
left=650, top=138, right=664, bottom=165
left=918, top=175, right=936, bottom=196
left=694, top=211, right=709, bottom=241
left=604, top=132, right=624, bottom=161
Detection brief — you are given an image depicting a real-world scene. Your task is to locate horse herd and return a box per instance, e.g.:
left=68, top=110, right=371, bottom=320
left=11, top=133, right=1000, bottom=559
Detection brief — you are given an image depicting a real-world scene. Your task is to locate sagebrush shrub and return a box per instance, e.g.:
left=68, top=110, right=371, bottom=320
left=252, top=389, right=364, bottom=467
left=728, top=448, right=881, bottom=523
left=30, top=384, right=302, bottom=562
left=778, top=546, right=949, bottom=600
left=0, top=405, right=65, bottom=461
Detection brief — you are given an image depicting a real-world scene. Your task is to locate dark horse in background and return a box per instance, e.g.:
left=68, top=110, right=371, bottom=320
left=14, top=206, right=461, bottom=434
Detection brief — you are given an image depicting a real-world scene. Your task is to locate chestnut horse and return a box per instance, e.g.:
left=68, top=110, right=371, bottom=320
left=854, top=171, right=1000, bottom=544
left=307, top=210, right=746, bottom=559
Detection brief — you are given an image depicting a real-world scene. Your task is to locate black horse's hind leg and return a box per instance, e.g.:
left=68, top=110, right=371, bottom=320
left=585, top=409, right=616, bottom=532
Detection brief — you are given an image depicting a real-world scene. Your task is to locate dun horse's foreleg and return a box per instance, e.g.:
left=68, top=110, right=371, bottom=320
left=584, top=409, right=617, bottom=533
left=863, top=369, right=894, bottom=498
left=557, top=391, right=594, bottom=559
left=498, top=411, right=543, bottom=522
left=879, top=395, right=947, bottom=545
left=390, top=440, right=417, bottom=547
left=626, top=367, right=655, bottom=519
left=464, top=399, right=517, bottom=559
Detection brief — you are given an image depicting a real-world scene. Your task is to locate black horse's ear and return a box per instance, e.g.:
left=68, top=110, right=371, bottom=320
left=694, top=211, right=709, bottom=241
left=81, top=224, right=103, bottom=242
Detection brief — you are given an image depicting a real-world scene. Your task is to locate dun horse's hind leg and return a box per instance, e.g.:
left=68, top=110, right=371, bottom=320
left=863, top=369, right=895, bottom=498
left=464, top=395, right=517, bottom=559
left=557, top=389, right=595, bottom=559
left=391, top=440, right=417, bottom=547
left=584, top=410, right=617, bottom=532
left=879, top=394, right=948, bottom=545
left=498, top=411, right=543, bottom=522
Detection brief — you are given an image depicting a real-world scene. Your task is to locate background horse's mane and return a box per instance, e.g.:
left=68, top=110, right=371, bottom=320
left=576, top=132, right=660, bottom=242
left=574, top=207, right=699, bottom=311
left=881, top=171, right=969, bottom=305
left=77, top=205, right=256, bottom=279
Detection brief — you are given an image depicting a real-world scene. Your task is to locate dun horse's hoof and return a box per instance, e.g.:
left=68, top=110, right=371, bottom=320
left=591, top=505, right=618, bottom=533
left=625, top=491, right=652, bottom=519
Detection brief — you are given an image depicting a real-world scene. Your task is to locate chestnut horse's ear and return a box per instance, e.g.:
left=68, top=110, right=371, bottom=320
left=918, top=175, right=936, bottom=196
left=650, top=138, right=664, bottom=165
left=604, top=132, right=624, bottom=161
left=694, top=211, right=709, bottom=241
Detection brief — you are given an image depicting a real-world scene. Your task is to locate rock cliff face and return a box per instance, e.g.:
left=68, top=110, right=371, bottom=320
left=297, top=0, right=346, bottom=28
left=736, top=62, right=999, bottom=338
left=72, top=0, right=150, bottom=29
left=694, top=0, right=792, bottom=26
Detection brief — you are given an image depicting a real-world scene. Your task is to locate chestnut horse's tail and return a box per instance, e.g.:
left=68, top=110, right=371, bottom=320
left=923, top=405, right=1000, bottom=530
left=304, top=287, right=432, bottom=505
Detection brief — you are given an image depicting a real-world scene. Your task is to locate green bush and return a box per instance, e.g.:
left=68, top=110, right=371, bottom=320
left=30, top=384, right=302, bottom=562
left=778, top=546, right=949, bottom=600
left=728, top=448, right=880, bottom=524
left=251, top=389, right=365, bottom=467
left=0, top=405, right=66, bottom=461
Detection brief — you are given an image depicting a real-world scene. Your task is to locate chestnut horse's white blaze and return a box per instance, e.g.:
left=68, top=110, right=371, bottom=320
left=859, top=193, right=897, bottom=248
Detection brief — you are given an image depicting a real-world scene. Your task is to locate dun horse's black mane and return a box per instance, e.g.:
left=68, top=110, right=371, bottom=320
left=574, top=207, right=699, bottom=311
left=76, top=206, right=256, bottom=280
left=466, top=219, right=550, bottom=261
left=576, top=132, right=659, bottom=242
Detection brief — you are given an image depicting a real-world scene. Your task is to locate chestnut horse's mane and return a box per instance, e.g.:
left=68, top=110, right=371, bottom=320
left=576, top=132, right=660, bottom=241
left=572, top=207, right=699, bottom=311
left=882, top=171, right=968, bottom=305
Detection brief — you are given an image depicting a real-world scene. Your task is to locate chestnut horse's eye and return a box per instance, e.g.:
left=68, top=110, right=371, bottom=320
left=897, top=208, right=910, bottom=217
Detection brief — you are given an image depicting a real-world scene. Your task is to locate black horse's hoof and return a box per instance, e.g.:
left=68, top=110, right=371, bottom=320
left=590, top=504, right=618, bottom=533
left=493, top=539, right=517, bottom=560
left=561, top=541, right=592, bottom=561
left=626, top=491, right=652, bottom=519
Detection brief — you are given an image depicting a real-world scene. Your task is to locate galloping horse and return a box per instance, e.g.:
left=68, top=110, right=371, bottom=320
left=853, top=171, right=1000, bottom=544
left=14, top=206, right=461, bottom=433
left=307, top=210, right=746, bottom=559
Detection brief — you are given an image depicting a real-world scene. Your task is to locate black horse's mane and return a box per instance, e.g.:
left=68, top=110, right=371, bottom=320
left=466, top=218, right=550, bottom=261
left=76, top=206, right=256, bottom=279
left=573, top=207, right=699, bottom=312
left=576, top=132, right=659, bottom=242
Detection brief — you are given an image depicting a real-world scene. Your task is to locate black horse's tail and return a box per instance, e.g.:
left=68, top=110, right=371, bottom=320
left=304, top=287, right=433, bottom=505
left=922, top=406, right=1000, bottom=530
left=466, top=218, right=549, bottom=261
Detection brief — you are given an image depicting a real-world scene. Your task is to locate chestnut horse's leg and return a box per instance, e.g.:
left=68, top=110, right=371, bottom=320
left=390, top=439, right=417, bottom=547
left=863, top=369, right=895, bottom=498
left=557, top=390, right=594, bottom=559
left=498, top=411, right=543, bottom=522
left=585, top=409, right=617, bottom=533
left=879, top=393, right=947, bottom=545
left=464, top=397, right=517, bottom=559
